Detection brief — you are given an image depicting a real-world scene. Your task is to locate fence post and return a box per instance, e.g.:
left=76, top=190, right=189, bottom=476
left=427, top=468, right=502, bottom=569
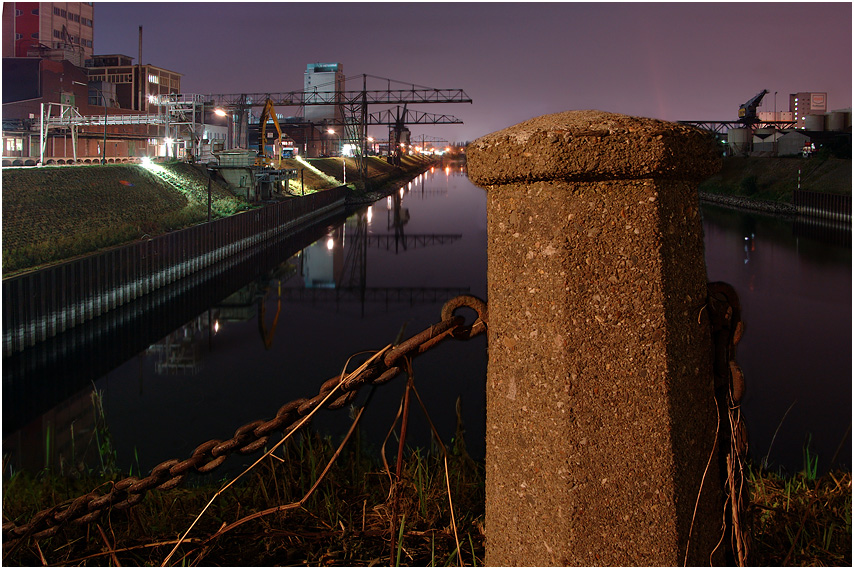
left=467, top=110, right=724, bottom=566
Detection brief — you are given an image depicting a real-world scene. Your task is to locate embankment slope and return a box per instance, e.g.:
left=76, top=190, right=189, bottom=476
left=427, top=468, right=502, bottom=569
left=698, top=156, right=851, bottom=202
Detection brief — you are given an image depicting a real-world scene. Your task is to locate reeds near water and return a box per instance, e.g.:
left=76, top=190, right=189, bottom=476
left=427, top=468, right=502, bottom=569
left=3, top=386, right=850, bottom=566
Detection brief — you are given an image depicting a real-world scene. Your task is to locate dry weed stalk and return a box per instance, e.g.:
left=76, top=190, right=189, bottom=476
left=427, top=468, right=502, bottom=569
left=160, top=345, right=391, bottom=566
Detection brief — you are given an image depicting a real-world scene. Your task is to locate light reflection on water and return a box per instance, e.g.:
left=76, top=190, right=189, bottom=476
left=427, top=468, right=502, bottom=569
left=702, top=205, right=851, bottom=474
left=4, top=165, right=489, bottom=477
left=4, top=173, right=850, bottom=478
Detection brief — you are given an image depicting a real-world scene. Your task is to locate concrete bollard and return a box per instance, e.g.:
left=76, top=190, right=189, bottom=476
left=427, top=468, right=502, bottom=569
left=467, top=110, right=724, bottom=566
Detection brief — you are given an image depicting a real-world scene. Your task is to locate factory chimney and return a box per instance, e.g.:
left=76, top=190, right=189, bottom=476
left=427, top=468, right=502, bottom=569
left=138, top=26, right=143, bottom=111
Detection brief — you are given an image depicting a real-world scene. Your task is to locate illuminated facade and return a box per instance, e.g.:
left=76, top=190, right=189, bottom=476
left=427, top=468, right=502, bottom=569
left=789, top=92, right=827, bottom=129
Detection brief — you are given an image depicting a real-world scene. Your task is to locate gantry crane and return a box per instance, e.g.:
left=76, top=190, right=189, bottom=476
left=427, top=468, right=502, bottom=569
left=205, top=74, right=471, bottom=188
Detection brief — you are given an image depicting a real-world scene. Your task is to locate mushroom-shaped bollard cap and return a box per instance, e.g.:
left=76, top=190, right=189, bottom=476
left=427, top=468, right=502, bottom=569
left=467, top=110, right=721, bottom=186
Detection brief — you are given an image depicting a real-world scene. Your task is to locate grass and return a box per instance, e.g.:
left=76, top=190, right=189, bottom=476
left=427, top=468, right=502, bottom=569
left=2, top=356, right=486, bottom=566
left=1, top=157, right=435, bottom=275
left=748, top=462, right=851, bottom=566
left=2, top=356, right=849, bottom=566
left=698, top=154, right=852, bottom=203
left=3, top=431, right=486, bottom=566
left=1, top=162, right=249, bottom=275
left=4, top=385, right=850, bottom=567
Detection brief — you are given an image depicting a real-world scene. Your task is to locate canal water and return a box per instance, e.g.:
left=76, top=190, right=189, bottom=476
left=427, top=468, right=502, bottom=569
left=3, top=168, right=850, bottom=478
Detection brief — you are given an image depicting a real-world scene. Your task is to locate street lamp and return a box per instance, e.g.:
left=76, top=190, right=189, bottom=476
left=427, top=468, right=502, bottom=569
left=73, top=81, right=108, bottom=164
left=327, top=129, right=345, bottom=185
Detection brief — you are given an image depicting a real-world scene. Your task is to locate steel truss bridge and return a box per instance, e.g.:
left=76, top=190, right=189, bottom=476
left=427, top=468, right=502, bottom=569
left=678, top=120, right=798, bottom=135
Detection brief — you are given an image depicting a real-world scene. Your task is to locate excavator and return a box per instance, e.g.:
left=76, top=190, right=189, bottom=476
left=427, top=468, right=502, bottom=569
left=738, top=90, right=768, bottom=125
left=255, top=98, right=285, bottom=167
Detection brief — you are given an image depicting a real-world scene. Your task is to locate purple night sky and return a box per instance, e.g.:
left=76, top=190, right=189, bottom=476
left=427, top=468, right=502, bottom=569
left=94, top=2, right=852, bottom=143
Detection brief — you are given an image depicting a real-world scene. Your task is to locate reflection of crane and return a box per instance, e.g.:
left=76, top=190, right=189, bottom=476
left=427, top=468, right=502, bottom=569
left=283, top=197, right=469, bottom=317
left=258, top=281, right=282, bottom=350
left=738, top=90, right=768, bottom=125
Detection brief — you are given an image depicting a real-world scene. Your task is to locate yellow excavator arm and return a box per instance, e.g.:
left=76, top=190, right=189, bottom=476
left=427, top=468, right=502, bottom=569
left=257, top=98, right=283, bottom=165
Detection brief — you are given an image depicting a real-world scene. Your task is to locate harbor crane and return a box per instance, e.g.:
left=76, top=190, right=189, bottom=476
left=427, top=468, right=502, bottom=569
left=679, top=89, right=796, bottom=135
left=738, top=90, right=768, bottom=125
left=206, top=74, right=471, bottom=187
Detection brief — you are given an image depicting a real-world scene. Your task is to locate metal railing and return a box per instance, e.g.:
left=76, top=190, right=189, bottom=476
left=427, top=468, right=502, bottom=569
left=2, top=188, right=347, bottom=356
left=794, top=189, right=852, bottom=222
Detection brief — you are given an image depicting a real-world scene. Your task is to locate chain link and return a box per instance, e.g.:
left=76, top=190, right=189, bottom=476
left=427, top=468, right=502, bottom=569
left=2, top=294, right=488, bottom=543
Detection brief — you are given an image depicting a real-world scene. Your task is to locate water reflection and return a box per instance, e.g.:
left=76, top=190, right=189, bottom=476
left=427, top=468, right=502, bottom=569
left=4, top=168, right=488, bottom=476
left=702, top=204, right=851, bottom=474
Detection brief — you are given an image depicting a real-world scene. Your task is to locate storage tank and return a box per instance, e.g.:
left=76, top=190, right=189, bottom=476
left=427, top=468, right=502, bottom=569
left=826, top=111, right=846, bottom=132
left=805, top=114, right=825, bottom=131
left=727, top=128, right=751, bottom=155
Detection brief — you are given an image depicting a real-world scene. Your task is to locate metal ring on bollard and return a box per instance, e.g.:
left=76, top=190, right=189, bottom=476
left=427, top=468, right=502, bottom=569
left=440, top=294, right=488, bottom=339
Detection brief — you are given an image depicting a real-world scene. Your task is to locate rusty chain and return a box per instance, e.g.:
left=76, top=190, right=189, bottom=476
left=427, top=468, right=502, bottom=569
left=2, top=295, right=488, bottom=544
left=706, top=281, right=750, bottom=566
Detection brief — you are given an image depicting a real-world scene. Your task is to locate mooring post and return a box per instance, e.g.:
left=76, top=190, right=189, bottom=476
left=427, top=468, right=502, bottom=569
left=467, top=111, right=724, bottom=566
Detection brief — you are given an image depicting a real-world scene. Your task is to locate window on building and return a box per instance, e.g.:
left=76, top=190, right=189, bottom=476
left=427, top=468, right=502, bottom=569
left=149, top=74, right=160, bottom=84
left=15, top=9, right=22, bottom=16
left=30, top=32, right=38, bottom=38
left=53, top=7, right=60, bottom=15
left=5, top=138, right=24, bottom=153
left=60, top=9, right=66, bottom=17
left=31, top=8, right=38, bottom=15
left=15, top=33, right=22, bottom=40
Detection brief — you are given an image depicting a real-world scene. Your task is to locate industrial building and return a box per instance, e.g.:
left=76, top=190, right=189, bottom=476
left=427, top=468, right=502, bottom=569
left=682, top=90, right=850, bottom=158
left=1, top=2, right=204, bottom=165
left=0, top=3, right=348, bottom=166
left=2, top=1, right=95, bottom=65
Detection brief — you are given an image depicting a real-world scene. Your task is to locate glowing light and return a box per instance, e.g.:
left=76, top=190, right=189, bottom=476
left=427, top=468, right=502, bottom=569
left=367, top=206, right=373, bottom=223
left=141, top=156, right=152, bottom=166
left=387, top=196, right=392, bottom=209
left=328, top=129, right=336, bottom=134
left=445, top=166, right=450, bottom=175
left=399, top=188, right=404, bottom=197
left=214, top=320, right=220, bottom=334
left=326, top=238, right=334, bottom=250
left=165, top=137, right=173, bottom=145
left=214, top=108, right=227, bottom=117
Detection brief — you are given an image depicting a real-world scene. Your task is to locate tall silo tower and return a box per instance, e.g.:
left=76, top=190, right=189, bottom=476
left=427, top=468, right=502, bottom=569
left=304, top=62, right=344, bottom=124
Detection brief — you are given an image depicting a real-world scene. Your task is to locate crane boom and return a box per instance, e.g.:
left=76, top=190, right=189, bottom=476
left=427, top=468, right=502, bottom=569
left=256, top=98, right=283, bottom=166
left=738, top=90, right=768, bottom=125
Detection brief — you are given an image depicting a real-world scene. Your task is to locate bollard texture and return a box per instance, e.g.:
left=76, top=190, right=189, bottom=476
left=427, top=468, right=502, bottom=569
left=468, top=110, right=723, bottom=566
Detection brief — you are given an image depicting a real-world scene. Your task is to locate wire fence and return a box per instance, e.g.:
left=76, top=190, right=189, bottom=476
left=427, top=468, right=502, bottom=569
left=2, top=188, right=347, bottom=356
